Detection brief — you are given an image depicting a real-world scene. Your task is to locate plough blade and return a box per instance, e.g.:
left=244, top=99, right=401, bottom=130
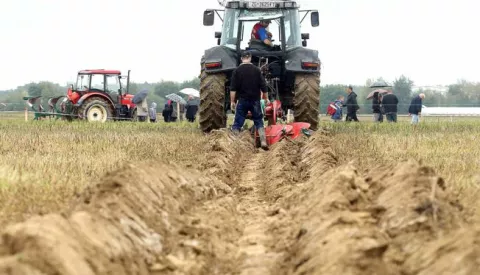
left=255, top=122, right=312, bottom=147
left=265, top=124, right=293, bottom=145
left=23, top=95, right=71, bottom=120
left=287, top=122, right=311, bottom=139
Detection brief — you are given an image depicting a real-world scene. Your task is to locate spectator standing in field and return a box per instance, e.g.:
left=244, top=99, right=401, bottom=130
left=331, top=95, right=344, bottom=122
left=149, top=102, right=157, bottom=123
left=179, top=102, right=185, bottom=121
left=162, top=100, right=173, bottom=122
left=344, top=85, right=360, bottom=122
left=170, top=102, right=178, bottom=122
left=185, top=95, right=199, bottom=122
left=382, top=90, right=399, bottom=122
left=137, top=97, right=148, bottom=122
left=408, top=93, right=425, bottom=125
left=378, top=94, right=384, bottom=122
left=372, top=91, right=382, bottom=122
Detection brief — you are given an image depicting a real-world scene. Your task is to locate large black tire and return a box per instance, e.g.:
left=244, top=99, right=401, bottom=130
left=199, top=68, right=227, bottom=132
left=78, top=97, right=114, bottom=123
left=293, top=73, right=320, bottom=130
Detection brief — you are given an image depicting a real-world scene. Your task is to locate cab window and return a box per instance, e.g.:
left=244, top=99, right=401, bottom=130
left=106, top=75, right=121, bottom=93
left=91, top=74, right=105, bottom=90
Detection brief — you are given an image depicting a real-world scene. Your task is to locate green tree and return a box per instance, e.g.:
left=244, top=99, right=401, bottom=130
left=393, top=75, right=414, bottom=113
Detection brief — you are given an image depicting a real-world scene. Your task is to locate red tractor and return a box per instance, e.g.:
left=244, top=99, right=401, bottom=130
left=24, top=69, right=138, bottom=122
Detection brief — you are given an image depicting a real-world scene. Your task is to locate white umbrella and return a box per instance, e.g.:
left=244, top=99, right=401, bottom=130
left=166, top=93, right=187, bottom=105
left=178, top=88, right=200, bottom=98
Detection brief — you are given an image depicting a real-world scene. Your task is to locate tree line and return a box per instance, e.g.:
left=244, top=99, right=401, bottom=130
left=1, top=75, right=479, bottom=113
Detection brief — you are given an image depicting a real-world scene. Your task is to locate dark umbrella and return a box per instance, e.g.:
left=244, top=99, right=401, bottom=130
left=132, top=89, right=148, bottom=104
left=370, top=80, right=392, bottom=88
left=366, top=89, right=389, bottom=100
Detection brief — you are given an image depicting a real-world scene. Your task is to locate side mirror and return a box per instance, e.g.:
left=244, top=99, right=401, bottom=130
left=203, top=10, right=215, bottom=26
left=301, top=33, right=310, bottom=40
left=311, top=11, right=319, bottom=27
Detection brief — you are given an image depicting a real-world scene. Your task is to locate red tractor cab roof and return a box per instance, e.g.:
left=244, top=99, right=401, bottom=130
left=78, top=69, right=122, bottom=75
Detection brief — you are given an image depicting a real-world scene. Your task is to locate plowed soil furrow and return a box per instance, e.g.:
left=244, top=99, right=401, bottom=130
left=0, top=130, right=479, bottom=275
left=182, top=131, right=309, bottom=275
left=235, top=153, right=278, bottom=274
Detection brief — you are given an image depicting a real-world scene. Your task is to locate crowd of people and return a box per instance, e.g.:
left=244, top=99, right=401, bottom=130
left=135, top=95, right=199, bottom=123
left=328, top=86, right=426, bottom=125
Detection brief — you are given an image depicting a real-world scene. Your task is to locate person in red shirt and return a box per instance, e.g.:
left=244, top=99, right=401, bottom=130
left=251, top=20, right=273, bottom=46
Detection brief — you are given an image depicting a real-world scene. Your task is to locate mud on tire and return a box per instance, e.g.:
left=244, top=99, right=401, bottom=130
left=78, top=97, right=114, bottom=122
left=199, top=67, right=227, bottom=132
left=293, top=73, right=320, bottom=130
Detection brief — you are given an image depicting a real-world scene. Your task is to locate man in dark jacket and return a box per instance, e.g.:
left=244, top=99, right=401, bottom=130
left=381, top=90, right=399, bottom=122
left=230, top=51, right=269, bottom=150
left=185, top=95, right=199, bottom=122
left=344, top=85, right=360, bottom=122
left=408, top=93, right=425, bottom=125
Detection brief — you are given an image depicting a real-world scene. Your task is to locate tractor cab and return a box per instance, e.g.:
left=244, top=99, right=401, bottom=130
left=203, top=1, right=319, bottom=56
left=68, top=70, right=133, bottom=106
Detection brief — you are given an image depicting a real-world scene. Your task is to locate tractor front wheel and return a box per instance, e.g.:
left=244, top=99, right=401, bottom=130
left=293, top=73, right=320, bottom=130
left=199, top=68, right=227, bottom=132
left=78, top=97, right=114, bottom=123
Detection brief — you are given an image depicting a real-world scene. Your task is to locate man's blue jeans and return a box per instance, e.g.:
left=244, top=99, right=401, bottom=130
left=232, top=99, right=264, bottom=131
left=386, top=112, right=397, bottom=122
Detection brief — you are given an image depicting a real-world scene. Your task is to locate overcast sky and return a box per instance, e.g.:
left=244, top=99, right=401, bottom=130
left=0, top=0, right=478, bottom=90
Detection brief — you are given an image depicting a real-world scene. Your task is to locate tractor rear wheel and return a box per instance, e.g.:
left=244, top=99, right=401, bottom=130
left=199, top=68, right=226, bottom=132
left=78, top=97, right=114, bottom=123
left=293, top=73, right=320, bottom=130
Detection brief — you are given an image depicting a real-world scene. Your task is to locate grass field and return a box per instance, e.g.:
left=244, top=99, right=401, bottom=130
left=0, top=112, right=479, bottom=223
left=0, top=111, right=480, bottom=275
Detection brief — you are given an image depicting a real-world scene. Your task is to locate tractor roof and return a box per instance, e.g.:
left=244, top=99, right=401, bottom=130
left=78, top=69, right=121, bottom=75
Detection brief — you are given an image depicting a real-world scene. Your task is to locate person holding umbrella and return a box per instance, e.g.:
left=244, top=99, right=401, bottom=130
left=162, top=100, right=173, bottom=122
left=132, top=89, right=149, bottom=122
left=372, top=91, right=382, bottom=122
left=185, top=95, right=199, bottom=122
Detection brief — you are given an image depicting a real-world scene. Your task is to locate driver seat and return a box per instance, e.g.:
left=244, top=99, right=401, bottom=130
left=248, top=39, right=272, bottom=51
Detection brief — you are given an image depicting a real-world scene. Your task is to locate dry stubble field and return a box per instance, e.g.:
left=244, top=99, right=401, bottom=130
left=0, top=112, right=480, bottom=274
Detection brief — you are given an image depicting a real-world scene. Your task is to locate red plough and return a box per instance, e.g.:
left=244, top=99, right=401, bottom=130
left=252, top=100, right=312, bottom=147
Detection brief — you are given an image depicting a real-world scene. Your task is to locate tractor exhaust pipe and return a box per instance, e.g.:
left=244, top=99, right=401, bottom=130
left=127, top=70, right=131, bottom=94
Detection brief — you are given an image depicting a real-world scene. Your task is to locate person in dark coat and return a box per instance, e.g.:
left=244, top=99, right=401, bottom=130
left=372, top=91, right=382, bottom=122
left=185, top=95, right=199, bottom=122
left=162, top=100, right=173, bottom=122
left=408, top=93, right=425, bottom=125
left=343, top=85, right=360, bottom=122
left=381, top=90, right=399, bottom=122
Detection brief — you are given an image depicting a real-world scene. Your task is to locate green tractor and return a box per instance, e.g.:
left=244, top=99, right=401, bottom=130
left=199, top=0, right=321, bottom=132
